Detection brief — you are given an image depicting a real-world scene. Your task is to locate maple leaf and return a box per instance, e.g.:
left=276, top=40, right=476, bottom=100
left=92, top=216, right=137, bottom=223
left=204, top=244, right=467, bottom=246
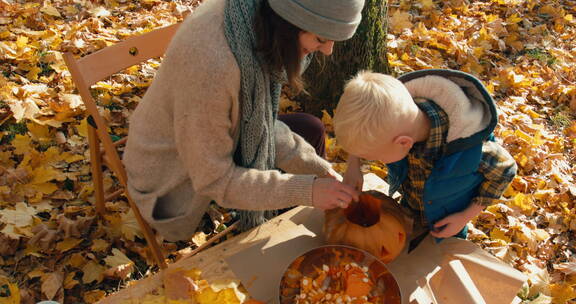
left=65, top=250, right=86, bottom=266
left=81, top=261, right=105, bottom=284
left=57, top=214, right=94, bottom=238
left=0, top=202, right=36, bottom=228
left=523, top=263, right=551, bottom=299
left=40, top=5, right=61, bottom=18
left=507, top=193, right=536, bottom=215
left=41, top=271, right=63, bottom=301
left=103, top=248, right=134, bottom=279
left=121, top=209, right=143, bottom=241
left=389, top=10, right=413, bottom=34
left=489, top=227, right=511, bottom=244
left=11, top=134, right=32, bottom=155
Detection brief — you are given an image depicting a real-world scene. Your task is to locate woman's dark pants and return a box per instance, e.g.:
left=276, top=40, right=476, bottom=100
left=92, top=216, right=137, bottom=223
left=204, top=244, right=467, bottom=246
left=278, top=113, right=326, bottom=157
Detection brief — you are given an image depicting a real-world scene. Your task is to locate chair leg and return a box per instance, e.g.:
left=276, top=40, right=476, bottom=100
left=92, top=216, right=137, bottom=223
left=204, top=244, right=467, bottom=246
left=88, top=124, right=106, bottom=215
left=124, top=190, right=167, bottom=269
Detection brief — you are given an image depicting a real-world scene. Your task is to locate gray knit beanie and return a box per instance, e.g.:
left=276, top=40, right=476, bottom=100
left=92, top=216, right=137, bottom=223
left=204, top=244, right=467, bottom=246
left=268, top=0, right=365, bottom=41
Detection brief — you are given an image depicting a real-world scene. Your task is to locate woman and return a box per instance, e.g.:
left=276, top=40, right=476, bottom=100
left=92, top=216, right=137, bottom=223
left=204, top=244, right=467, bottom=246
left=123, top=0, right=365, bottom=241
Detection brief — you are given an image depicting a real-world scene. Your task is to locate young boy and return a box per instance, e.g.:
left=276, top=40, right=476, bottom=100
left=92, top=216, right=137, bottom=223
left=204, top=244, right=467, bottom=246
left=333, top=70, right=517, bottom=240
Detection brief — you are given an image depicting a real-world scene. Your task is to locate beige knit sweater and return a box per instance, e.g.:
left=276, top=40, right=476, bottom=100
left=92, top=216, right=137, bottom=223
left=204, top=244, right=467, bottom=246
left=123, top=0, right=332, bottom=241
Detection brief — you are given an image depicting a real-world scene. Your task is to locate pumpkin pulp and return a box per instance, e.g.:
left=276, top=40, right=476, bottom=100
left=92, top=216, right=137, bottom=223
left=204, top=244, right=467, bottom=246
left=344, top=193, right=381, bottom=227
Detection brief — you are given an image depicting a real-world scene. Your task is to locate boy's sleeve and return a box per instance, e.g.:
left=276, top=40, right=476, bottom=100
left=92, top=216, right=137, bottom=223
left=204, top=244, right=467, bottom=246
left=473, top=141, right=517, bottom=206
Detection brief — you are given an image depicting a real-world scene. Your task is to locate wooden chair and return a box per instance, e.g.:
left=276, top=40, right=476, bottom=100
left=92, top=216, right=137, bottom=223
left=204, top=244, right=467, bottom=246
left=63, top=24, right=182, bottom=269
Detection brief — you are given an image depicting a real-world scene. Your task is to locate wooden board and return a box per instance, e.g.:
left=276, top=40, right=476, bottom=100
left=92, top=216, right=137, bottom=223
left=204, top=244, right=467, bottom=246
left=99, top=206, right=319, bottom=303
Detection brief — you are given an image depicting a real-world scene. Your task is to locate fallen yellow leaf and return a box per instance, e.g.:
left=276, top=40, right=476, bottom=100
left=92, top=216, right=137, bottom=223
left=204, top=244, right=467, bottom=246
left=81, top=261, right=105, bottom=284
left=489, top=227, right=511, bottom=244
left=389, top=10, right=413, bottom=33
left=0, top=276, right=20, bottom=304
left=56, top=238, right=83, bottom=252
left=550, top=282, right=576, bottom=304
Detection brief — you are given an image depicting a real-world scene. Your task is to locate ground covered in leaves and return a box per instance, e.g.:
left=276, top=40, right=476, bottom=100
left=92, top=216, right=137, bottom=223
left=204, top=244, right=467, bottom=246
left=0, top=0, right=575, bottom=303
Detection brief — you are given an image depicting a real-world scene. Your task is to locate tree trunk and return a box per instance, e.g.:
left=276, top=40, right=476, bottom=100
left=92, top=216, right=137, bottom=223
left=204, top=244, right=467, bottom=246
left=297, top=0, right=390, bottom=117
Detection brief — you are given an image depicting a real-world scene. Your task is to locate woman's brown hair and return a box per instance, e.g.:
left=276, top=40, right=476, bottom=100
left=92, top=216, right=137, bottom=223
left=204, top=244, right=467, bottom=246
left=254, top=0, right=304, bottom=93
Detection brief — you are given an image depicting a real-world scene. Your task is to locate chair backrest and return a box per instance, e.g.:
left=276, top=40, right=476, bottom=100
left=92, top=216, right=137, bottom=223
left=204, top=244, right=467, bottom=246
left=63, top=23, right=180, bottom=186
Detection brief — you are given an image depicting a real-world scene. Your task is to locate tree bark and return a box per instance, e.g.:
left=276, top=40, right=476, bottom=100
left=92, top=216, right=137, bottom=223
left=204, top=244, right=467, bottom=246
left=297, top=0, right=390, bottom=117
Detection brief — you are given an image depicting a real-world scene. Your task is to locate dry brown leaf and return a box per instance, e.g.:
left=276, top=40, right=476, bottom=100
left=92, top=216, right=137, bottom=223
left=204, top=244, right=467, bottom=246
left=28, top=224, right=58, bottom=251
left=121, top=209, right=143, bottom=241
left=163, top=268, right=199, bottom=301
left=41, top=271, right=63, bottom=301
left=103, top=248, right=134, bottom=279
left=56, top=214, right=95, bottom=238
left=0, top=232, right=20, bottom=256
left=81, top=261, right=105, bottom=284
left=90, top=239, right=109, bottom=252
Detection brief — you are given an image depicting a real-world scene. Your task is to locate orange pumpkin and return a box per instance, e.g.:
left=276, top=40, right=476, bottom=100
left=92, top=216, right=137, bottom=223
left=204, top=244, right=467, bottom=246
left=323, top=191, right=410, bottom=263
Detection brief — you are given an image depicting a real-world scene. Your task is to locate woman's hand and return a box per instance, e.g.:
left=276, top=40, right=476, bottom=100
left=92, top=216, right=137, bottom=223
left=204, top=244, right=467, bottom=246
left=324, top=167, right=343, bottom=181
left=312, top=178, right=359, bottom=210
left=343, top=155, right=363, bottom=191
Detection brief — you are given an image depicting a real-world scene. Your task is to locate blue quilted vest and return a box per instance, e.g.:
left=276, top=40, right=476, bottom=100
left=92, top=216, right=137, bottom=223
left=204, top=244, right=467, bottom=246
left=386, top=69, right=498, bottom=236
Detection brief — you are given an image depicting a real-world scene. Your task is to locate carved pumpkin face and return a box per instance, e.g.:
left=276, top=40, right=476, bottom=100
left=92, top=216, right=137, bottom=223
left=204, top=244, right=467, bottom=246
left=323, top=192, right=407, bottom=263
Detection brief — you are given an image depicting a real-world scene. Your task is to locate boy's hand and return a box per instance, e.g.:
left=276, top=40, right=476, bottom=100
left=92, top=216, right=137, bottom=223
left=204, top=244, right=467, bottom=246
left=429, top=212, right=469, bottom=238
left=343, top=155, right=363, bottom=191
left=430, top=202, right=484, bottom=238
left=312, top=178, right=359, bottom=210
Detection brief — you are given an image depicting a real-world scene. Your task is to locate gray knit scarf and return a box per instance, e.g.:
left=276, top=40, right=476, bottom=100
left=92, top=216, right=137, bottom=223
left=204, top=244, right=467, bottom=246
left=224, top=0, right=282, bottom=231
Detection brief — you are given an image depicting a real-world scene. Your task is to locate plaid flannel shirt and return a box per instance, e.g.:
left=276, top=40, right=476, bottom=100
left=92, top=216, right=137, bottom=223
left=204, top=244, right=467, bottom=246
left=401, top=98, right=516, bottom=225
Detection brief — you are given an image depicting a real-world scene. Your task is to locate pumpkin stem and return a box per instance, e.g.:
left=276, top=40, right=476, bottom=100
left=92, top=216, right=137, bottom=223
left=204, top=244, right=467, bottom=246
left=344, top=193, right=381, bottom=227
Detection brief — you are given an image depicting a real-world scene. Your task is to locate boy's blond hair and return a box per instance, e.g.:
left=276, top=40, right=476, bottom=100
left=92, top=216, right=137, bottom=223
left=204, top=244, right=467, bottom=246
left=333, top=71, right=417, bottom=155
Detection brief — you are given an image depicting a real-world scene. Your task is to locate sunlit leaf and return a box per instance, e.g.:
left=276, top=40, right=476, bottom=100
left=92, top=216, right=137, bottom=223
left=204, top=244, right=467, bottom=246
left=40, top=5, right=62, bottom=17
left=550, top=283, right=576, bottom=304
left=0, top=202, right=36, bottom=228
left=121, top=209, right=143, bottom=241
left=489, top=227, right=511, bottom=244
left=389, top=10, right=413, bottom=34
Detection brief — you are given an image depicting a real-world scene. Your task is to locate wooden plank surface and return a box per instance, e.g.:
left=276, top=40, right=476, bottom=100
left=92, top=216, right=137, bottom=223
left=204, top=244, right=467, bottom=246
left=99, top=206, right=318, bottom=303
